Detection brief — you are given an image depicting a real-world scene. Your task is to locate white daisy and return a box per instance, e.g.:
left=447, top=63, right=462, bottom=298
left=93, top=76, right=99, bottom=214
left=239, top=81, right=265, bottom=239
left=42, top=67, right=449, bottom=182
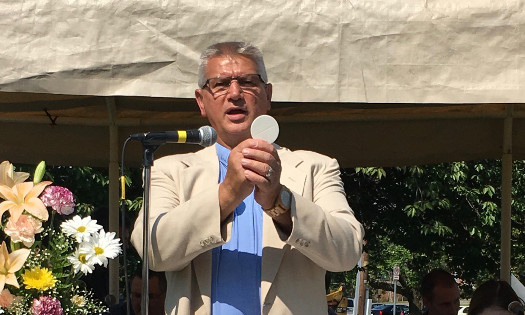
left=85, top=230, right=122, bottom=267
left=67, top=247, right=96, bottom=275
left=60, top=215, right=102, bottom=242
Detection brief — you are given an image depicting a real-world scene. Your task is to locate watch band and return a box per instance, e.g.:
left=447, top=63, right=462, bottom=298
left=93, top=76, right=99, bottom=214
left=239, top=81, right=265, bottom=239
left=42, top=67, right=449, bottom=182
left=264, top=186, right=292, bottom=218
left=264, top=204, right=289, bottom=218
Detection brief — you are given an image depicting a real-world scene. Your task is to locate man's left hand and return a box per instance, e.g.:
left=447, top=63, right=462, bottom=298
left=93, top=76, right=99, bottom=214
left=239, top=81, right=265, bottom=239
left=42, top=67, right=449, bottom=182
left=240, top=139, right=282, bottom=209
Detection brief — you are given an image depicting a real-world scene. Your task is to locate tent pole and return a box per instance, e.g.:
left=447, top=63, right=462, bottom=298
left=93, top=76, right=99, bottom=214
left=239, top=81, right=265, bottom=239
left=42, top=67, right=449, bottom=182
left=106, top=97, right=120, bottom=301
left=500, top=104, right=514, bottom=282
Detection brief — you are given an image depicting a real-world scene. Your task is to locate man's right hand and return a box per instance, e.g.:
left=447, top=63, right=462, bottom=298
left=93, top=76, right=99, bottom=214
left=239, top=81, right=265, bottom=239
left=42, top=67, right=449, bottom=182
left=218, top=140, right=256, bottom=221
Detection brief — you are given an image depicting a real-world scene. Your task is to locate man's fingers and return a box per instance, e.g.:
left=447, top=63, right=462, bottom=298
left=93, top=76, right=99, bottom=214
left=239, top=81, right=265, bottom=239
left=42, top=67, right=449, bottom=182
left=242, top=158, right=279, bottom=180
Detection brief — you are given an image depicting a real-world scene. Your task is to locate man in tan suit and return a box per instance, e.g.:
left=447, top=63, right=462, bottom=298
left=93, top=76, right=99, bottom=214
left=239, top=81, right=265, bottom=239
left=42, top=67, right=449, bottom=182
left=131, top=42, right=364, bottom=315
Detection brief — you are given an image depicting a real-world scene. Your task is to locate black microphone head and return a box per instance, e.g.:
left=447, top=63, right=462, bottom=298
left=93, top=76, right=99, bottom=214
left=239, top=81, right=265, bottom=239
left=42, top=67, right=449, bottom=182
left=508, top=301, right=524, bottom=315
left=199, top=126, right=217, bottom=147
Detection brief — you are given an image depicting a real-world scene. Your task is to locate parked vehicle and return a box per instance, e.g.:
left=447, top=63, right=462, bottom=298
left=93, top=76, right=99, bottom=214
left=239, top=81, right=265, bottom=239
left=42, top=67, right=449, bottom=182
left=369, top=303, right=385, bottom=315
left=348, top=301, right=386, bottom=314
left=347, top=298, right=354, bottom=314
left=326, top=286, right=348, bottom=315
left=371, top=303, right=385, bottom=310
left=371, top=304, right=409, bottom=315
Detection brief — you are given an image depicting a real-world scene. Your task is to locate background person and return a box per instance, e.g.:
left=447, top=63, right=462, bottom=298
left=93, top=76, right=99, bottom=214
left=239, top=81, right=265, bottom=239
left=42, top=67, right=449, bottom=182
left=131, top=41, right=364, bottom=315
left=468, top=279, right=524, bottom=315
left=420, top=268, right=461, bottom=315
left=109, top=267, right=167, bottom=315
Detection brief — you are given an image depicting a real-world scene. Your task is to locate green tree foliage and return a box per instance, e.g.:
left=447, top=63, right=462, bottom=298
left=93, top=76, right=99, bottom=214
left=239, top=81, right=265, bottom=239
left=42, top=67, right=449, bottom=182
left=341, top=160, right=525, bottom=313
left=16, top=160, right=525, bottom=313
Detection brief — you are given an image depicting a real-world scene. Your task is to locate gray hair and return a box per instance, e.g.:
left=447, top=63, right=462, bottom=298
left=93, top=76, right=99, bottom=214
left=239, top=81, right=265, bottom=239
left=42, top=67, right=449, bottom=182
left=197, top=41, right=268, bottom=88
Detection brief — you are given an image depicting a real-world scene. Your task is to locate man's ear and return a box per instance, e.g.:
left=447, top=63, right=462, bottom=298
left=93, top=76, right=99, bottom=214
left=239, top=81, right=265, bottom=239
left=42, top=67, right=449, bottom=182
left=195, top=89, right=207, bottom=117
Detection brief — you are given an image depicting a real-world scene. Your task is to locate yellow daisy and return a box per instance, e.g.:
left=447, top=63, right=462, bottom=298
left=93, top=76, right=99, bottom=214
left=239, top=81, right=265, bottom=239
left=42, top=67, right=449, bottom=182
left=22, top=267, right=57, bottom=291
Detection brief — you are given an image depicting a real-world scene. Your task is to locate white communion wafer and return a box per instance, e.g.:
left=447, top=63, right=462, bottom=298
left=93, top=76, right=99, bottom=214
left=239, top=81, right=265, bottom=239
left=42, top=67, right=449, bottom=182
left=250, top=114, right=279, bottom=143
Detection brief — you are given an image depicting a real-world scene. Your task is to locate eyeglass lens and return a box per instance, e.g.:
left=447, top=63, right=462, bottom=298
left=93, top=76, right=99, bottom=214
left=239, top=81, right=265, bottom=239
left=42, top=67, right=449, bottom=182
left=206, top=74, right=263, bottom=94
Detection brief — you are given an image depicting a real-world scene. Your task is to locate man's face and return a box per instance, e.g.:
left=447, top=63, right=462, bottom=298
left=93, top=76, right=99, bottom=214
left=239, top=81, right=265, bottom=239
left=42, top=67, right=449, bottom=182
left=424, top=284, right=461, bottom=315
left=131, top=276, right=166, bottom=315
left=195, top=54, right=272, bottom=148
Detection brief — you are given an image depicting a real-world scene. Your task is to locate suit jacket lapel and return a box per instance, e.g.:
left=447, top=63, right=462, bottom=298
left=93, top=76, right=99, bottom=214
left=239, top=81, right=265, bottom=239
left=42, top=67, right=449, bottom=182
left=261, top=147, right=306, bottom=304
left=179, top=146, right=219, bottom=300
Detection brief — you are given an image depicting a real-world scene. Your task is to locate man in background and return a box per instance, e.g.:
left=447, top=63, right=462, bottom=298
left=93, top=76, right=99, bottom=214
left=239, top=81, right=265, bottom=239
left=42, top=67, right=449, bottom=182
left=420, top=269, right=461, bottom=315
left=110, top=268, right=167, bottom=315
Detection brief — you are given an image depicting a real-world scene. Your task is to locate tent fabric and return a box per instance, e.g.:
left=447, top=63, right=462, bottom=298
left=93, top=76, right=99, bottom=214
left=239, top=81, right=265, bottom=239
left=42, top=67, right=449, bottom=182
left=0, top=0, right=523, bottom=103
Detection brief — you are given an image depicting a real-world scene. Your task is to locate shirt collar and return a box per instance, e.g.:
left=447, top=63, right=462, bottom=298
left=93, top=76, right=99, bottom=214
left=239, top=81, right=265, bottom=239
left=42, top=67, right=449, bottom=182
left=215, top=142, right=230, bottom=167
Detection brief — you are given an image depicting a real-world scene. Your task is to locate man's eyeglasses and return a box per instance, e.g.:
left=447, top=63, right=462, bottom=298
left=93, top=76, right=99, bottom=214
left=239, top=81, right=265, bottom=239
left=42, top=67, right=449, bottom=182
left=201, top=74, right=266, bottom=95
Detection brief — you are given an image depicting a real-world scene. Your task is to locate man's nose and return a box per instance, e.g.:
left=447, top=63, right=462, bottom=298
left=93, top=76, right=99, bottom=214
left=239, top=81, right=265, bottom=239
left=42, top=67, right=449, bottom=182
left=227, top=80, right=242, bottom=99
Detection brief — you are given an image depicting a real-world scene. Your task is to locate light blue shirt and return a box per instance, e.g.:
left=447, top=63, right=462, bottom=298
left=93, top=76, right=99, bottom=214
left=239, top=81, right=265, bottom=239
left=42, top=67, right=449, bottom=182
left=211, top=143, right=263, bottom=315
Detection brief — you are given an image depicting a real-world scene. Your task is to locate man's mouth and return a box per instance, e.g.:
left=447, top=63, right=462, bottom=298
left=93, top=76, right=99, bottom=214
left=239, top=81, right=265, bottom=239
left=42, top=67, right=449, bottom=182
left=226, top=108, right=247, bottom=115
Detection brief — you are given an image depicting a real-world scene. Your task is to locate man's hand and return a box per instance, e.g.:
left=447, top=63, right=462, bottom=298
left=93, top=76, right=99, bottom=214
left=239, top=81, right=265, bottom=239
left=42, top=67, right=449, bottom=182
left=218, top=140, right=256, bottom=221
left=239, top=139, right=282, bottom=210
left=241, top=139, right=292, bottom=234
left=219, top=138, right=292, bottom=233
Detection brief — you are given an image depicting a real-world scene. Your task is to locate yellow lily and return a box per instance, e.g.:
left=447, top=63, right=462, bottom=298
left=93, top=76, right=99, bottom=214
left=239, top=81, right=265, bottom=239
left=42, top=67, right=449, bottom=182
left=0, top=161, right=29, bottom=199
left=0, top=241, right=30, bottom=292
left=0, top=181, right=52, bottom=223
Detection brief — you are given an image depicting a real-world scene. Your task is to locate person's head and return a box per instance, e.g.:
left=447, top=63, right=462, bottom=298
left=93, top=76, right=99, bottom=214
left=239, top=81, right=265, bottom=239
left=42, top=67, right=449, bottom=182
left=130, top=268, right=167, bottom=315
left=195, top=41, right=273, bottom=149
left=468, top=279, right=524, bottom=315
left=420, top=269, right=460, bottom=315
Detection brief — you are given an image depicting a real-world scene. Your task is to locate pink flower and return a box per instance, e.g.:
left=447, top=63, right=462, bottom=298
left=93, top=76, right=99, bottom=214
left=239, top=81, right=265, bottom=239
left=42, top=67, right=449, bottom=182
left=30, top=296, right=63, bottom=315
left=40, top=186, right=75, bottom=215
left=4, top=214, right=44, bottom=247
left=0, top=288, right=15, bottom=308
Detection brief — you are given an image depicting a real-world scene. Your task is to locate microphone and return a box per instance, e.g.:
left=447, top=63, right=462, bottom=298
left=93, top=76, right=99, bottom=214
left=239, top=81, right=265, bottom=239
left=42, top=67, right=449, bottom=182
left=130, top=126, right=217, bottom=147
left=508, top=301, right=524, bottom=315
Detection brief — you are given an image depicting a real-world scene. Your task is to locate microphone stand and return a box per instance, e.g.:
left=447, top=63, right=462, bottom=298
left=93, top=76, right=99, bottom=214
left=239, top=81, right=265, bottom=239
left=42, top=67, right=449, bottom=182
left=139, top=143, right=159, bottom=315
left=131, top=127, right=215, bottom=315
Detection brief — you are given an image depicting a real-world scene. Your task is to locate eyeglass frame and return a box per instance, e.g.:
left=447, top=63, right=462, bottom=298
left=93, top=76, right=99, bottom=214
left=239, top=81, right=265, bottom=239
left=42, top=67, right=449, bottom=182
left=200, top=73, right=268, bottom=94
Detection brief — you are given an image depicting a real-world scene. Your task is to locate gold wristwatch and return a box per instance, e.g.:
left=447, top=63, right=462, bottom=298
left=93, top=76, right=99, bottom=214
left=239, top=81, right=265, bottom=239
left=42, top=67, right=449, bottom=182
left=264, top=186, right=292, bottom=218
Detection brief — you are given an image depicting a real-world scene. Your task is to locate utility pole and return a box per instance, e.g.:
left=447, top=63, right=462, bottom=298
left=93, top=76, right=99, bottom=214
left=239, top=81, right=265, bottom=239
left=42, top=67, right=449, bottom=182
left=356, top=249, right=369, bottom=315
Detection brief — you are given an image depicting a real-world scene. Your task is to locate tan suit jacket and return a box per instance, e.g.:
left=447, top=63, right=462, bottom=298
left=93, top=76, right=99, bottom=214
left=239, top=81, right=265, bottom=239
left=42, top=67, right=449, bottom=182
left=131, top=145, right=364, bottom=315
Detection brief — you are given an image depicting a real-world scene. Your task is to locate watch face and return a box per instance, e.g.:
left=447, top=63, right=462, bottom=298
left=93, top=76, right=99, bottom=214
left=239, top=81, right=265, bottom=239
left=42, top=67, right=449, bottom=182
left=280, top=188, right=292, bottom=208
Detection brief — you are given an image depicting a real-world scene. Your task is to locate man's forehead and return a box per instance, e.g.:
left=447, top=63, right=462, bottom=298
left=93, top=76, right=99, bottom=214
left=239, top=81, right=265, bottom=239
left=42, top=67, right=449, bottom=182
left=206, top=55, right=258, bottom=76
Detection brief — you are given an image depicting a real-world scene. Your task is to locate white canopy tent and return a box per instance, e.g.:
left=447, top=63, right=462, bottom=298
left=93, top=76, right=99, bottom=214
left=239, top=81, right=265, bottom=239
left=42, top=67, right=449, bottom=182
left=1, top=0, right=524, bottom=299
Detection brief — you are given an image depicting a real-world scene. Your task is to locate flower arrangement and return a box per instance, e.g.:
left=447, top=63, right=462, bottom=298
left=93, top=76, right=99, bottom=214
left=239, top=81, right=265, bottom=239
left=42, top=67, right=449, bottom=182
left=0, top=161, right=122, bottom=315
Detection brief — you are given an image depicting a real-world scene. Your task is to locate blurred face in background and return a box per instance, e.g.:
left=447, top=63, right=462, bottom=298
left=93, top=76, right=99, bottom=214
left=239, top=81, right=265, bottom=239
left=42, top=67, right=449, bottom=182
left=131, top=275, right=166, bottom=315
left=478, top=307, right=512, bottom=315
left=424, top=284, right=460, bottom=315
